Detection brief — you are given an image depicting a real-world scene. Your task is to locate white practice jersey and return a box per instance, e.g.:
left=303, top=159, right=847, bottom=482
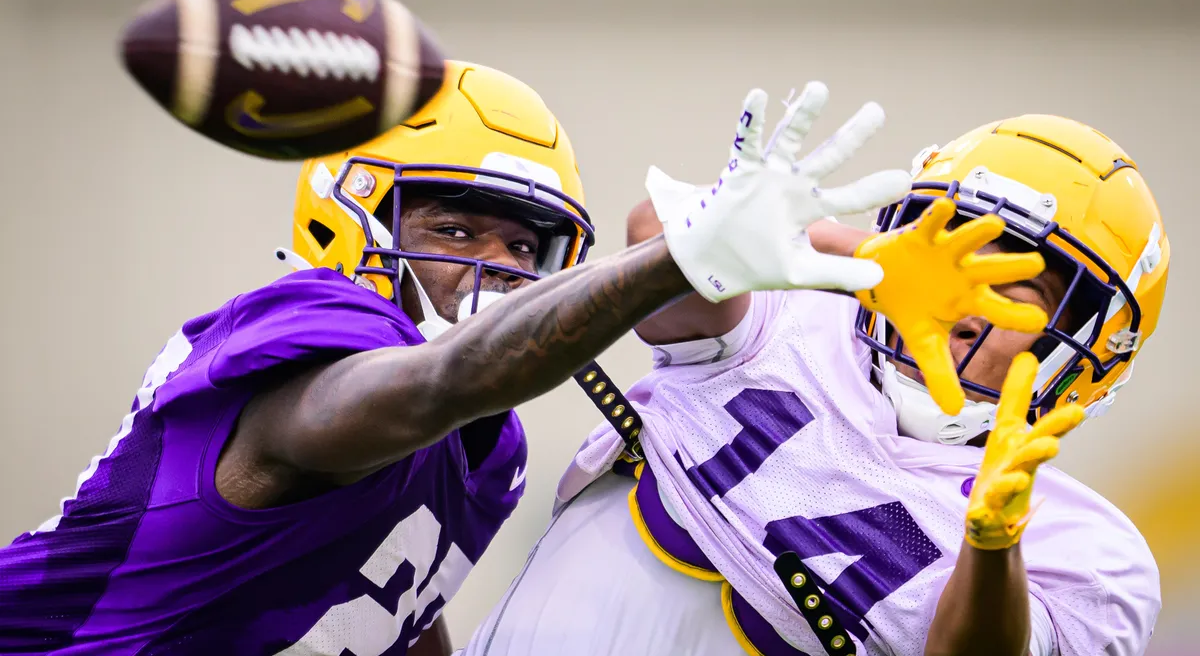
left=461, top=474, right=745, bottom=656
left=543, top=290, right=1160, bottom=656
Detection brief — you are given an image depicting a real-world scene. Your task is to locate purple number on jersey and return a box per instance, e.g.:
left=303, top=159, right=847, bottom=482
left=765, top=502, right=943, bottom=640
left=690, top=389, right=942, bottom=643
left=0, top=269, right=528, bottom=656
left=685, top=388, right=814, bottom=498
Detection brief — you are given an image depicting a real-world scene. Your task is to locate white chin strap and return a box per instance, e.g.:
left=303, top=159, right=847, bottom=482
left=876, top=359, right=999, bottom=445
left=272, top=247, right=506, bottom=342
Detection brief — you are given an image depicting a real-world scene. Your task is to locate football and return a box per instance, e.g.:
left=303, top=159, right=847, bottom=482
left=121, top=0, right=447, bottom=160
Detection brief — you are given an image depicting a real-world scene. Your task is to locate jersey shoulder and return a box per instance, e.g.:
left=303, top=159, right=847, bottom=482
left=208, top=268, right=421, bottom=387
left=1027, top=466, right=1157, bottom=575
left=1022, top=467, right=1160, bottom=655
left=150, top=268, right=421, bottom=409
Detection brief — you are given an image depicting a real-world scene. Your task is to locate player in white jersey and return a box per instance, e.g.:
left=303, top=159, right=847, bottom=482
left=461, top=107, right=1169, bottom=656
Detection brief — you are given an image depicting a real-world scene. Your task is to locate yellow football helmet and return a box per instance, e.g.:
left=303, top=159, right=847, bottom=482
left=286, top=60, right=593, bottom=338
left=859, top=115, right=1170, bottom=443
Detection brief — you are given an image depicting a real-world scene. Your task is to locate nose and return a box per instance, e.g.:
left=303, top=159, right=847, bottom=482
left=948, top=315, right=989, bottom=363
left=476, top=235, right=526, bottom=285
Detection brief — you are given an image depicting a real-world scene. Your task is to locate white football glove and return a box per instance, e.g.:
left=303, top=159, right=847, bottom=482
left=648, top=82, right=913, bottom=302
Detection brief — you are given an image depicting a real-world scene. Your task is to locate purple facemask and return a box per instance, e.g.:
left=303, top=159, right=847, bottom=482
left=856, top=178, right=1143, bottom=421
left=330, top=157, right=594, bottom=339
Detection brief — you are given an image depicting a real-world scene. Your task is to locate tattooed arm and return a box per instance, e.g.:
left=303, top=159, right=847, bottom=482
left=222, top=85, right=908, bottom=499
left=229, top=235, right=691, bottom=483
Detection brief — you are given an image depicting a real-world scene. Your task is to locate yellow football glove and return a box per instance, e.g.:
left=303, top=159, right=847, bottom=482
left=965, top=352, right=1087, bottom=550
left=854, top=197, right=1050, bottom=415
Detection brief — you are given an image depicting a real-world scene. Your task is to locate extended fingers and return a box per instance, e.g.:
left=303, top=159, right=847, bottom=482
left=960, top=287, right=1050, bottom=334
left=942, top=214, right=1005, bottom=256
left=905, top=328, right=965, bottom=415
left=1027, top=404, right=1087, bottom=441
left=731, top=88, right=770, bottom=162
left=962, top=251, right=1046, bottom=287
left=796, top=101, right=887, bottom=180
left=994, top=351, right=1039, bottom=428
left=817, top=169, right=913, bottom=217
left=913, top=198, right=958, bottom=241
left=763, top=81, right=828, bottom=168
left=1009, top=435, right=1061, bottom=473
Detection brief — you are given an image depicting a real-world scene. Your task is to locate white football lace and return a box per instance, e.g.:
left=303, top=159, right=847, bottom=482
left=229, top=24, right=381, bottom=83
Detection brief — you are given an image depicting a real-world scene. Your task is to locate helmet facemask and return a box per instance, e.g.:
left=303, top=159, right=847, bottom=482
left=858, top=178, right=1148, bottom=444
left=329, top=156, right=594, bottom=340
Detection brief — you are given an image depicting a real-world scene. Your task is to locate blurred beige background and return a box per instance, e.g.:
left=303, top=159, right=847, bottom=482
left=1, top=0, right=1197, bottom=652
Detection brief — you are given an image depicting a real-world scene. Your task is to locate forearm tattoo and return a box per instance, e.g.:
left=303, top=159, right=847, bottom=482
left=442, top=234, right=690, bottom=416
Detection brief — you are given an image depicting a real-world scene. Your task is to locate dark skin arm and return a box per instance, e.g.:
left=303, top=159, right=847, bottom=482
left=925, top=541, right=1032, bottom=656
left=626, top=199, right=871, bottom=344
left=407, top=617, right=453, bottom=656
left=228, top=234, right=692, bottom=492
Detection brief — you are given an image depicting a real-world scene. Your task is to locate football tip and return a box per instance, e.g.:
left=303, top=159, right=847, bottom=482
left=120, top=0, right=180, bottom=112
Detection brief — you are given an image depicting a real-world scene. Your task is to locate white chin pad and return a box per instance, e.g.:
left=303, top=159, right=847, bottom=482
left=878, top=361, right=998, bottom=445
left=458, top=291, right=506, bottom=322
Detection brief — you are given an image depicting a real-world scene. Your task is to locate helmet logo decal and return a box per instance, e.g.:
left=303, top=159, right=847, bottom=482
left=341, top=0, right=378, bottom=23
left=226, top=90, right=376, bottom=139
left=231, top=0, right=306, bottom=16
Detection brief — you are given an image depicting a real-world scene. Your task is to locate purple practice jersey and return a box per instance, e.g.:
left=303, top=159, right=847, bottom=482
left=0, top=269, right=529, bottom=655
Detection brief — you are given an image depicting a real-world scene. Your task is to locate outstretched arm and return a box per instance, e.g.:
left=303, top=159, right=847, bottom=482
left=237, top=83, right=914, bottom=480
left=240, top=235, right=692, bottom=476
left=927, top=353, right=1085, bottom=655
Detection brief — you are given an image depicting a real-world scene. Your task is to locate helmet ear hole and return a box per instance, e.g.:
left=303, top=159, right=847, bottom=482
left=307, top=219, right=335, bottom=250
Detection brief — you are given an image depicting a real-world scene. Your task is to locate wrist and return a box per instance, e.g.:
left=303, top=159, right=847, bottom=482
left=641, top=234, right=695, bottom=298
left=965, top=519, right=1029, bottom=551
left=656, top=222, right=734, bottom=303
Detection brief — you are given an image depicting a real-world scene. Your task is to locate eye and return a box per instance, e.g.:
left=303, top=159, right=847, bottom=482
left=998, top=281, right=1052, bottom=311
left=510, top=240, right=537, bottom=255
left=434, top=225, right=472, bottom=240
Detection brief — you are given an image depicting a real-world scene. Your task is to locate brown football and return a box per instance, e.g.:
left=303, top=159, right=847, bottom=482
left=121, top=0, right=447, bottom=160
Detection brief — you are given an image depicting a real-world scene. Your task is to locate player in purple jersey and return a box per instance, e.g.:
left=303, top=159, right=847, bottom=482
left=0, top=66, right=923, bottom=655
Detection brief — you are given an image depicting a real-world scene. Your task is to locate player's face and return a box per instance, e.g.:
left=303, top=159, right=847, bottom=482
left=889, top=240, right=1071, bottom=404
left=397, top=198, right=541, bottom=324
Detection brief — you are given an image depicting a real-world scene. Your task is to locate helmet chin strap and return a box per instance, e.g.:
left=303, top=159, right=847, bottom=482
left=396, top=260, right=453, bottom=341
left=875, top=358, right=998, bottom=446
left=395, top=261, right=506, bottom=341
